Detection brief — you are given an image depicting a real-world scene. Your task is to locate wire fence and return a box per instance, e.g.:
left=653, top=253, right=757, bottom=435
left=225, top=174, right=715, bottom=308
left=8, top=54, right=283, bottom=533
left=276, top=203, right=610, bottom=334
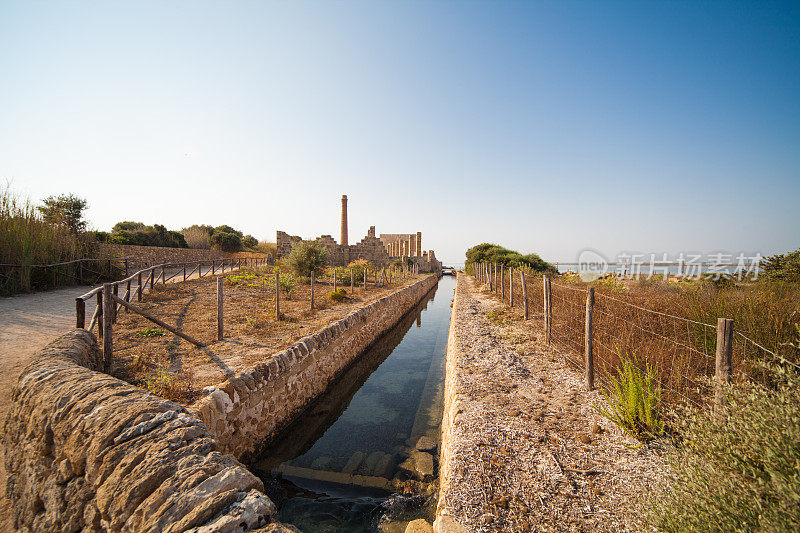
left=0, top=257, right=126, bottom=296
left=467, top=261, right=796, bottom=409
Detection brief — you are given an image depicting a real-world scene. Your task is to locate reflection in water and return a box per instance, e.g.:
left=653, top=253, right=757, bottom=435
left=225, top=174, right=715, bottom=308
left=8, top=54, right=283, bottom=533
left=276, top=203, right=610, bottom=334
left=247, top=276, right=455, bottom=532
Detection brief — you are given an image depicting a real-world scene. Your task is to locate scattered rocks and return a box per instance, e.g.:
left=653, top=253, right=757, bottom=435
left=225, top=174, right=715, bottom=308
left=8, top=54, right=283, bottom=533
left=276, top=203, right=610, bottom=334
left=415, top=436, right=437, bottom=452
left=342, top=451, right=365, bottom=474
left=405, top=518, right=434, bottom=533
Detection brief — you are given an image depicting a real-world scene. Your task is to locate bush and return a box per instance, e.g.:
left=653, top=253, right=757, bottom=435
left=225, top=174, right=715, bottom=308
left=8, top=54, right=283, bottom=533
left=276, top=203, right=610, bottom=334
left=242, top=235, right=258, bottom=249
left=109, top=222, right=188, bottom=248
left=595, top=354, right=664, bottom=441
left=328, top=288, right=347, bottom=302
left=643, top=366, right=800, bottom=532
left=761, top=247, right=800, bottom=282
left=465, top=243, right=557, bottom=272
left=211, top=230, right=241, bottom=252
left=286, top=241, right=329, bottom=278
left=182, top=225, right=214, bottom=249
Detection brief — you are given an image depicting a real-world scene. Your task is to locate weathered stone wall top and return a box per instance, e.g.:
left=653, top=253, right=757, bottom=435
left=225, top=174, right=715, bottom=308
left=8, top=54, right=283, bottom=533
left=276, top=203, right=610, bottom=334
left=3, top=329, right=277, bottom=532
left=102, top=244, right=271, bottom=273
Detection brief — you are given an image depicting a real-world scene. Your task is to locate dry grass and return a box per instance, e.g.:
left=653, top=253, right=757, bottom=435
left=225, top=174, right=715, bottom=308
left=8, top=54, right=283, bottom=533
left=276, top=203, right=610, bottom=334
left=110, top=265, right=426, bottom=404
left=477, top=270, right=800, bottom=409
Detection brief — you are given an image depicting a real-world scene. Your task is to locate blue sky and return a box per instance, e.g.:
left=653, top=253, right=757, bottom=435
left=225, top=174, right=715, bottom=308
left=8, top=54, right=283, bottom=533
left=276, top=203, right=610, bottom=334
left=1, top=1, right=798, bottom=264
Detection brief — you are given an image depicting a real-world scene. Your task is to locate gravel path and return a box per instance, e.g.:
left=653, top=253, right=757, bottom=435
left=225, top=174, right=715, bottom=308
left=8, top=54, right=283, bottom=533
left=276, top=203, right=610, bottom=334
left=437, top=274, right=666, bottom=532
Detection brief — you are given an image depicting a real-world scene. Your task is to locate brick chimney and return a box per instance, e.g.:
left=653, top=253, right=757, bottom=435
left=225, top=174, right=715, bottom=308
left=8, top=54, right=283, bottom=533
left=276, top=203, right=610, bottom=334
left=340, top=195, right=348, bottom=246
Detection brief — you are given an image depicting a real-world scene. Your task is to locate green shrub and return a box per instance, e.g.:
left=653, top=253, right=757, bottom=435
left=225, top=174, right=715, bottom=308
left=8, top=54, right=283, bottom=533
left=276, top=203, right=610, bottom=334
left=286, top=241, right=329, bottom=278
left=595, top=355, right=664, bottom=441
left=465, top=243, right=556, bottom=272
left=643, top=366, right=800, bottom=532
left=110, top=221, right=188, bottom=248
left=210, top=230, right=241, bottom=252
left=761, top=247, right=800, bottom=282
left=137, top=327, right=166, bottom=337
left=328, top=288, right=347, bottom=302
left=278, top=273, right=296, bottom=299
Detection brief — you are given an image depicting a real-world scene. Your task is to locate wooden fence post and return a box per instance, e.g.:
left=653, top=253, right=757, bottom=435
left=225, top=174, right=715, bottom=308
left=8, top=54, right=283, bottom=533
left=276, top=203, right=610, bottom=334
left=501, top=265, right=505, bottom=300
left=585, top=286, right=595, bottom=390
left=521, top=270, right=528, bottom=320
left=544, top=276, right=551, bottom=345
left=364, top=268, right=367, bottom=289
left=160, top=266, right=165, bottom=285
left=102, top=284, right=113, bottom=370
left=310, top=271, right=315, bottom=311
left=217, top=277, right=224, bottom=341
left=212, top=260, right=216, bottom=276
left=275, top=272, right=281, bottom=320
left=183, top=264, right=187, bottom=282
left=351, top=268, right=354, bottom=292
left=333, top=268, right=337, bottom=292
left=715, top=318, right=734, bottom=407
left=96, top=292, right=103, bottom=339
left=509, top=267, right=514, bottom=307
left=112, top=283, right=119, bottom=323
left=76, top=298, right=85, bottom=328
left=148, top=268, right=155, bottom=292
left=125, top=279, right=131, bottom=313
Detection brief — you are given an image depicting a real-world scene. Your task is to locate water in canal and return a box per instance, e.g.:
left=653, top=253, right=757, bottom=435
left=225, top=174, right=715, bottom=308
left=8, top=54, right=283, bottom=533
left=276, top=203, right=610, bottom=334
left=249, top=275, right=455, bottom=532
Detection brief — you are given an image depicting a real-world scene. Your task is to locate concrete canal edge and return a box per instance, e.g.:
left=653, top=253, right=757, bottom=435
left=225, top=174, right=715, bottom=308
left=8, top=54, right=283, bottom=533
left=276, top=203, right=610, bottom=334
left=434, top=272, right=470, bottom=533
left=194, top=274, right=439, bottom=461
left=3, top=274, right=439, bottom=532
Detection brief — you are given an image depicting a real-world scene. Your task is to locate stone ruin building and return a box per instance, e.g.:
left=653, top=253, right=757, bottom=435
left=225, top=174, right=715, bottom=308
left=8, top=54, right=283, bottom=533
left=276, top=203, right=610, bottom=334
left=276, top=195, right=441, bottom=272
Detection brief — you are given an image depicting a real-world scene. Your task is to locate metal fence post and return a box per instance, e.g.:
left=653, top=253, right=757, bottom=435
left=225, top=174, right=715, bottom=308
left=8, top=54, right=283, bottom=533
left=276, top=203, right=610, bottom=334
left=715, top=318, right=734, bottom=407
left=585, top=286, right=595, bottom=390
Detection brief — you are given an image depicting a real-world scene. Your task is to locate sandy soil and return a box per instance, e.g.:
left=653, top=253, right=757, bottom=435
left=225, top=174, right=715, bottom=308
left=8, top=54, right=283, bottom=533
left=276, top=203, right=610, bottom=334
left=438, top=274, right=667, bottom=532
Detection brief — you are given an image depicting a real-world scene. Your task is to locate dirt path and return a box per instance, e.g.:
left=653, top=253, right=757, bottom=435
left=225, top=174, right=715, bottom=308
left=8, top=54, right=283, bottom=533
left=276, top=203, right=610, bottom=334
left=437, top=274, right=666, bottom=532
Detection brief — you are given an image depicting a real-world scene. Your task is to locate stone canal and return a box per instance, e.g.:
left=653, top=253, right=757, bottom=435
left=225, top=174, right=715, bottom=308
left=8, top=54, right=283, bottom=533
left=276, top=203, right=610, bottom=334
left=248, top=275, right=455, bottom=532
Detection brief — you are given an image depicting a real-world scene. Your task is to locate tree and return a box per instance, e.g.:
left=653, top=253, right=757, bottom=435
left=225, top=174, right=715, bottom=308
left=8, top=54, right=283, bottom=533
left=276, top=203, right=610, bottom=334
left=465, top=243, right=557, bottom=272
left=286, top=241, right=329, bottom=277
left=242, top=235, right=258, bottom=249
left=761, top=248, right=800, bottom=282
left=211, top=231, right=242, bottom=252
left=37, top=194, right=88, bottom=233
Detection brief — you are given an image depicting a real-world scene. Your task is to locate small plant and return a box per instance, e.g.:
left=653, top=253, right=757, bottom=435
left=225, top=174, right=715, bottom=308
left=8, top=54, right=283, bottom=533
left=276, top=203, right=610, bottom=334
left=328, top=288, right=347, bottom=302
left=137, top=327, right=166, bottom=338
left=595, top=355, right=663, bottom=441
left=278, top=273, right=296, bottom=299
left=643, top=365, right=800, bottom=532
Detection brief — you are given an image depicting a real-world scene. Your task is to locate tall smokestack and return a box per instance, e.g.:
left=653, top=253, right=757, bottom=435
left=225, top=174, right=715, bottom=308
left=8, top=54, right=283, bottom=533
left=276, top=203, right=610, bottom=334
left=340, top=195, right=348, bottom=246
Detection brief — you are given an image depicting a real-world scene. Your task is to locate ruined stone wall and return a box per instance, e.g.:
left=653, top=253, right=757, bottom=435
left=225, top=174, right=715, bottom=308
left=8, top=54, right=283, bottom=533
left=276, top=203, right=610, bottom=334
left=3, top=330, right=278, bottom=532
left=102, top=244, right=272, bottom=273
left=276, top=231, right=390, bottom=267
left=193, top=275, right=439, bottom=461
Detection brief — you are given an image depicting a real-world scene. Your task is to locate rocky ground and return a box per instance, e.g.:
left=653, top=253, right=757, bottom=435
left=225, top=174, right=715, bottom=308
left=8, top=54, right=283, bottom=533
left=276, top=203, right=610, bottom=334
left=437, top=274, right=667, bottom=532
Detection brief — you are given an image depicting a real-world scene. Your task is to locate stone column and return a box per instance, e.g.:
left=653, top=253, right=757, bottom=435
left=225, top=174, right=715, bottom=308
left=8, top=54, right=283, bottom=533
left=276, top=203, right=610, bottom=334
left=416, top=232, right=422, bottom=257
left=340, top=195, right=348, bottom=246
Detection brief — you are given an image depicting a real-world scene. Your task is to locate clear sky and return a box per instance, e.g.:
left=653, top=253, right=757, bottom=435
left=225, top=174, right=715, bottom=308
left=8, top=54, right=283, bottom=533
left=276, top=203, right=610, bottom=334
left=1, top=1, right=798, bottom=265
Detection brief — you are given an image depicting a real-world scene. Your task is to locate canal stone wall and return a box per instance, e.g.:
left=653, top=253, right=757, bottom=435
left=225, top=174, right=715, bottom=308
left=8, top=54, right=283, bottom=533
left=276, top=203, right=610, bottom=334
left=193, top=274, right=439, bottom=461
left=2, top=329, right=277, bottom=532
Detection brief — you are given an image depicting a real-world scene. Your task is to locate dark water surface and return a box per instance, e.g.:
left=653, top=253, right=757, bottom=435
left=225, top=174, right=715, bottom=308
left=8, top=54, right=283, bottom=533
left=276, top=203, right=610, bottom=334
left=248, top=276, right=455, bottom=532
